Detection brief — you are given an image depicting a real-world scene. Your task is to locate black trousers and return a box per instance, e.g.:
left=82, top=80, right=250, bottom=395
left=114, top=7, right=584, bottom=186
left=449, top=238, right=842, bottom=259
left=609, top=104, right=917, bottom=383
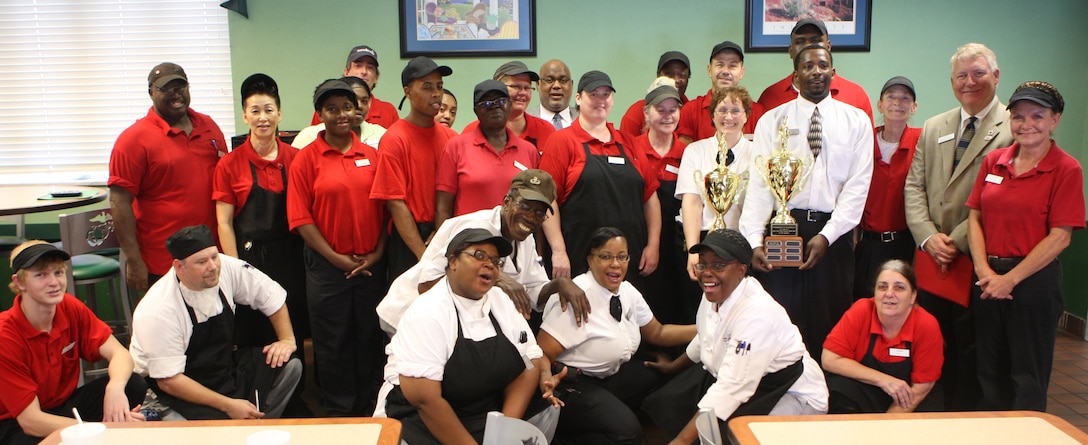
left=304, top=245, right=388, bottom=416
left=386, top=221, right=435, bottom=283
left=552, top=360, right=663, bottom=445
left=852, top=231, right=915, bottom=299
left=917, top=288, right=978, bottom=411
left=0, top=373, right=145, bottom=445
left=974, top=260, right=1063, bottom=411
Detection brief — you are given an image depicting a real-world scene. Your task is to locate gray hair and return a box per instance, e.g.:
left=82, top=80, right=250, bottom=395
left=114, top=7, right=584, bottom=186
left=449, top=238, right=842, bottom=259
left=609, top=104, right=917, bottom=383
left=950, top=42, right=998, bottom=73
left=875, top=259, right=916, bottom=291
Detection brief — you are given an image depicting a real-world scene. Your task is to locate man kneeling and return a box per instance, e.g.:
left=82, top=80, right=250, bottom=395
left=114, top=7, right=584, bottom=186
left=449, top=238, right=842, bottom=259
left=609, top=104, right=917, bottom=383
left=130, top=225, right=301, bottom=419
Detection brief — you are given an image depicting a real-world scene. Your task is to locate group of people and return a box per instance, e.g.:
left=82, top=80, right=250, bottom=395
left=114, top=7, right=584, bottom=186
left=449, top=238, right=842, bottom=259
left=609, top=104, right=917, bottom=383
left=0, top=16, right=1082, bottom=445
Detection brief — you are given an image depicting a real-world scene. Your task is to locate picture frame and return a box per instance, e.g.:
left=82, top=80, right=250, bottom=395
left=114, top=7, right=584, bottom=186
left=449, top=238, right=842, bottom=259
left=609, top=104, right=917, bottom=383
left=744, top=0, right=872, bottom=52
left=399, top=0, right=536, bottom=58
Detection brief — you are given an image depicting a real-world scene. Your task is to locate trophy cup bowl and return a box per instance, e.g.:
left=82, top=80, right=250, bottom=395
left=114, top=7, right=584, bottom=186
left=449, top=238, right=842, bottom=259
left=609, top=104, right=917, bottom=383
left=754, top=116, right=811, bottom=267
left=700, top=167, right=743, bottom=232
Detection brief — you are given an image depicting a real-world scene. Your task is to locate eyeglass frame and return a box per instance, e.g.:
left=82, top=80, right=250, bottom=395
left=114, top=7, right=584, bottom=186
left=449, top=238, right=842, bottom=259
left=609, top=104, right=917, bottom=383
left=693, top=259, right=739, bottom=273
left=540, top=76, right=572, bottom=85
left=460, top=249, right=506, bottom=268
left=154, top=84, right=190, bottom=96
left=593, top=253, right=631, bottom=264
left=475, top=97, right=510, bottom=109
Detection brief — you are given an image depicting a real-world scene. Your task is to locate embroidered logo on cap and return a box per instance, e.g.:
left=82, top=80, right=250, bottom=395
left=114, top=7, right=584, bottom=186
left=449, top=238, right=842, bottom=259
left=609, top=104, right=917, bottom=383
left=529, top=176, right=541, bottom=185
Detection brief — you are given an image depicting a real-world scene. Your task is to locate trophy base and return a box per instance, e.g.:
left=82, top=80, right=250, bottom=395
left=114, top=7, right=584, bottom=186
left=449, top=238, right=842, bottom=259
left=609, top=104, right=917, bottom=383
left=765, top=235, right=804, bottom=267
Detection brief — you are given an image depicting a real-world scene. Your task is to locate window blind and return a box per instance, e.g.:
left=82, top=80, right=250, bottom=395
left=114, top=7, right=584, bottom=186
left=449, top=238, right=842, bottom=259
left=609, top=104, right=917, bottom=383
left=0, top=0, right=235, bottom=185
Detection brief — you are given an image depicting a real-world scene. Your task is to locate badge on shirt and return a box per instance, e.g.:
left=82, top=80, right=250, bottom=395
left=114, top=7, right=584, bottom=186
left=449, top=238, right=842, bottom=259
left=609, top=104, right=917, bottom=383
left=62, top=341, right=76, bottom=354
left=985, top=174, right=1003, bottom=185
left=735, top=340, right=751, bottom=355
left=355, top=158, right=371, bottom=167
left=513, top=160, right=528, bottom=171
left=937, top=134, right=955, bottom=144
left=984, top=130, right=996, bottom=141
left=889, top=347, right=910, bottom=358
left=607, top=156, right=625, bottom=165
left=665, top=164, right=680, bottom=174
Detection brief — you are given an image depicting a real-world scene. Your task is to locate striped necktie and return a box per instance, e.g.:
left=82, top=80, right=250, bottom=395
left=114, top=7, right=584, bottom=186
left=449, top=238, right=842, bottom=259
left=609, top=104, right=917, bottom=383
left=954, top=116, right=977, bottom=167
left=808, top=108, right=823, bottom=159
left=551, top=113, right=563, bottom=130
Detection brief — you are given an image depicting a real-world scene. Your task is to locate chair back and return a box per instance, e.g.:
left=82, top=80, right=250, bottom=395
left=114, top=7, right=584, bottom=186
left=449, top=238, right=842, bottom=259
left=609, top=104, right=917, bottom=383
left=696, top=407, right=723, bottom=445
left=59, top=208, right=119, bottom=256
left=482, top=411, right=548, bottom=445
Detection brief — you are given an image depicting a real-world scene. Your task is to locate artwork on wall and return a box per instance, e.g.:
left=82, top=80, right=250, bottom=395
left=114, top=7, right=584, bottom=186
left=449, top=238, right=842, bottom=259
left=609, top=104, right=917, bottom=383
left=400, top=0, right=535, bottom=57
left=745, top=0, right=872, bottom=52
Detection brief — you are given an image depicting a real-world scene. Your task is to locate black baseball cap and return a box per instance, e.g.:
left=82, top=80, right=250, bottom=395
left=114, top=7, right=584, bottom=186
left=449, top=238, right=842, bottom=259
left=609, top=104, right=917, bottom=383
left=689, top=229, right=753, bottom=268
left=401, top=56, right=453, bottom=87
left=10, top=242, right=70, bottom=272
left=577, top=70, right=615, bottom=93
left=473, top=79, right=510, bottom=104
left=1007, top=81, right=1064, bottom=113
left=792, top=18, right=828, bottom=36
left=880, top=76, right=916, bottom=99
left=446, top=228, right=513, bottom=257
left=312, top=79, right=356, bottom=111
left=657, top=51, right=690, bottom=71
left=346, top=45, right=379, bottom=66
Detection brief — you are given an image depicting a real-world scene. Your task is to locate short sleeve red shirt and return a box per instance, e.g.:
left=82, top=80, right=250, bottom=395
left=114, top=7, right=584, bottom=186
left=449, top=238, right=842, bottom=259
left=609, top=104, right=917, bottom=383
left=620, top=99, right=649, bottom=138
left=538, top=120, right=659, bottom=205
left=463, top=114, right=556, bottom=150
left=861, top=126, right=920, bottom=232
left=631, top=132, right=688, bottom=182
left=966, top=142, right=1085, bottom=257
left=823, top=297, right=944, bottom=384
left=370, top=120, right=458, bottom=222
left=677, top=90, right=763, bottom=140
left=435, top=126, right=540, bottom=216
left=0, top=294, right=112, bottom=420
left=213, top=138, right=298, bottom=213
left=757, top=74, right=873, bottom=124
left=108, top=107, right=226, bottom=275
left=288, top=133, right=385, bottom=255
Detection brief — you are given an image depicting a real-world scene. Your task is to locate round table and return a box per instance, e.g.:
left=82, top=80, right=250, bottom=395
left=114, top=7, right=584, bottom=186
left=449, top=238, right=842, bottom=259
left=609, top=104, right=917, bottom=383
left=0, top=185, right=106, bottom=241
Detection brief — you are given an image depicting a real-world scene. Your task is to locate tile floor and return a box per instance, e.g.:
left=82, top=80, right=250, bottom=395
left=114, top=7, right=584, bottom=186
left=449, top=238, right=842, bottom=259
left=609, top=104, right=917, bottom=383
left=1048, top=331, right=1088, bottom=432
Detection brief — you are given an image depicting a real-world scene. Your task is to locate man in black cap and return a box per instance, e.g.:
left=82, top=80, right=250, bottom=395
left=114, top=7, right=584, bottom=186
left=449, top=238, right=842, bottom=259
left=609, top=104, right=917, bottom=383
left=342, top=44, right=399, bottom=128
left=463, top=61, right=555, bottom=149
left=129, top=225, right=301, bottom=420
left=370, top=57, right=457, bottom=281
left=678, top=41, right=763, bottom=143
left=0, top=241, right=146, bottom=444
left=620, top=50, right=692, bottom=137
left=756, top=18, right=873, bottom=122
left=109, top=62, right=227, bottom=293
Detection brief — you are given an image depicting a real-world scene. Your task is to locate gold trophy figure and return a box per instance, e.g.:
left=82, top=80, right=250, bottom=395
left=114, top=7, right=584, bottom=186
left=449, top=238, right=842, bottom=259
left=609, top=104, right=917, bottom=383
left=695, top=133, right=747, bottom=232
left=754, top=116, right=811, bottom=267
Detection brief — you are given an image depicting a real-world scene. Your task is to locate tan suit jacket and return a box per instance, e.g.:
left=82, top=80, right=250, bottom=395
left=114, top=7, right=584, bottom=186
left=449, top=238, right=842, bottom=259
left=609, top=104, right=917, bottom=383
left=904, top=103, right=1013, bottom=253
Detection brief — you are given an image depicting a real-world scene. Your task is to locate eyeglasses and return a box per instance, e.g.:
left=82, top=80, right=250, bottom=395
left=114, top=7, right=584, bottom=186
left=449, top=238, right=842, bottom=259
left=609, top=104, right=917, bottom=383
left=155, top=84, right=189, bottom=96
left=541, top=77, right=571, bottom=85
left=475, top=97, right=509, bottom=109
left=505, top=84, right=535, bottom=93
left=714, top=108, right=745, bottom=116
left=693, top=260, right=736, bottom=272
left=515, top=200, right=548, bottom=220
left=609, top=294, right=622, bottom=322
left=461, top=249, right=506, bottom=268
left=594, top=253, right=631, bottom=263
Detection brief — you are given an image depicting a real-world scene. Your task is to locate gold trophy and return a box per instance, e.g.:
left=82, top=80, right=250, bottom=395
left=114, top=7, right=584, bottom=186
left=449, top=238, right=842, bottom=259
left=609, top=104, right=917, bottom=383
left=694, top=133, right=747, bottom=232
left=755, top=117, right=811, bottom=267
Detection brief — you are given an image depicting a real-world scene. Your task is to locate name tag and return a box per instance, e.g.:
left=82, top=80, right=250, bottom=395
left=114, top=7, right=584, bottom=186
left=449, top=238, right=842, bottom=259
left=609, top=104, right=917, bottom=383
left=607, top=156, right=625, bottom=165
left=937, top=134, right=955, bottom=144
left=513, top=160, right=528, bottom=171
left=355, top=158, right=371, bottom=167
left=62, top=342, right=76, bottom=354
left=889, top=347, right=910, bottom=358
left=789, top=128, right=799, bottom=136
left=665, top=164, right=680, bottom=174
left=985, top=174, right=1003, bottom=184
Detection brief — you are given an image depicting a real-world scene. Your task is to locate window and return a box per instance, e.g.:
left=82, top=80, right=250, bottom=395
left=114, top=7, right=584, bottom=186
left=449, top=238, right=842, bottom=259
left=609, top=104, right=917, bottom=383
left=0, top=0, right=235, bottom=185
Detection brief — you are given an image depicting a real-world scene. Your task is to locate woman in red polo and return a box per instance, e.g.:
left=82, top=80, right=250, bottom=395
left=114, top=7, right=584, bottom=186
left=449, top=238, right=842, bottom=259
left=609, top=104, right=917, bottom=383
left=967, top=81, right=1084, bottom=411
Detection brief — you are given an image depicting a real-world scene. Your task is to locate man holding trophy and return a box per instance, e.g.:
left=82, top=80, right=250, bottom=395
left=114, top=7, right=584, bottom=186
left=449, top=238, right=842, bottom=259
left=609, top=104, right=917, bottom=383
left=739, top=45, right=873, bottom=360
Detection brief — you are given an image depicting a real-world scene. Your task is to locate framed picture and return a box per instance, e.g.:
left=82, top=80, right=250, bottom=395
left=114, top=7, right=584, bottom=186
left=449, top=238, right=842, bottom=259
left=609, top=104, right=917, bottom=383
left=399, top=0, right=536, bottom=58
left=744, top=0, right=872, bottom=52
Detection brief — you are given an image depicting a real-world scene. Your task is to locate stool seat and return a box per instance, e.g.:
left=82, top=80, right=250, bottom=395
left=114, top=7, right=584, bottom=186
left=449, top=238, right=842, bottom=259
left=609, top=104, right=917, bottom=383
left=71, top=254, right=120, bottom=280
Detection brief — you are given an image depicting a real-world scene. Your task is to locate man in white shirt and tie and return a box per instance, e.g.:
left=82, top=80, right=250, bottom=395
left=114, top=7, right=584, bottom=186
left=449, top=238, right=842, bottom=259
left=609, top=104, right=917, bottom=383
left=739, top=45, right=873, bottom=360
left=528, top=59, right=578, bottom=130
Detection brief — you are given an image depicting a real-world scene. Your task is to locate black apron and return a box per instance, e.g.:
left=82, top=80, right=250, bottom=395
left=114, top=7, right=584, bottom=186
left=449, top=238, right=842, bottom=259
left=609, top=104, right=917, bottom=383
left=827, top=333, right=941, bottom=412
left=386, top=309, right=528, bottom=444
left=149, top=286, right=274, bottom=419
left=232, top=161, right=309, bottom=347
left=560, top=141, right=647, bottom=280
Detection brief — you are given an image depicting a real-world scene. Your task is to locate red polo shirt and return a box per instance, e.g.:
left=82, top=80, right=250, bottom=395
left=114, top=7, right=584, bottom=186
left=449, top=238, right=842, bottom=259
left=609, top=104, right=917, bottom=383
left=370, top=120, right=458, bottom=223
left=309, top=94, right=400, bottom=128
left=0, top=295, right=112, bottom=420
left=288, top=132, right=384, bottom=255
left=861, top=126, right=920, bottom=232
left=539, top=120, right=658, bottom=205
left=757, top=74, right=873, bottom=123
left=630, top=132, right=688, bottom=182
left=619, top=94, right=691, bottom=138
left=463, top=114, right=556, bottom=150
left=677, top=89, right=762, bottom=140
left=435, top=126, right=540, bottom=217
left=213, top=138, right=298, bottom=213
left=966, top=142, right=1085, bottom=258
left=823, top=297, right=943, bottom=384
left=108, top=107, right=226, bottom=275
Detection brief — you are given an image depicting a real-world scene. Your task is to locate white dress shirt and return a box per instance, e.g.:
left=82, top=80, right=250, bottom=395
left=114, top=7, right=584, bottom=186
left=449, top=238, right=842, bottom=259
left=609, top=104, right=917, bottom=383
left=686, top=277, right=828, bottom=419
left=676, top=136, right=754, bottom=231
left=739, top=96, right=873, bottom=247
left=536, top=105, right=574, bottom=129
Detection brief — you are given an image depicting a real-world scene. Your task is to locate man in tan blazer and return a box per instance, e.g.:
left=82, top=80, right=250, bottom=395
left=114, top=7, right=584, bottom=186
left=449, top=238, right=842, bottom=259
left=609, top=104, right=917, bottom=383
left=904, top=42, right=1012, bottom=410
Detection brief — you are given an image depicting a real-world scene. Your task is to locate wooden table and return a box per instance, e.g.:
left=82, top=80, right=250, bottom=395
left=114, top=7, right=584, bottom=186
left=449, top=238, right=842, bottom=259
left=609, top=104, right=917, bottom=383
left=0, top=185, right=106, bottom=241
left=40, top=417, right=401, bottom=444
left=728, top=411, right=1088, bottom=445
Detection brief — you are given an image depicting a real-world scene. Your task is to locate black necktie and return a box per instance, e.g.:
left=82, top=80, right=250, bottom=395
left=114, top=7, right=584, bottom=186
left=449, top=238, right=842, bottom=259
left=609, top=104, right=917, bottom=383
left=954, top=116, right=977, bottom=167
left=808, top=108, right=823, bottom=159
left=610, top=295, right=622, bottom=322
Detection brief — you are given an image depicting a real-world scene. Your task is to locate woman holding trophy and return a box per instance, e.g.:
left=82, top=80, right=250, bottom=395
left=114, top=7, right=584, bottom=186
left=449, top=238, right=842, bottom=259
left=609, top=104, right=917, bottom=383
left=675, top=87, right=754, bottom=321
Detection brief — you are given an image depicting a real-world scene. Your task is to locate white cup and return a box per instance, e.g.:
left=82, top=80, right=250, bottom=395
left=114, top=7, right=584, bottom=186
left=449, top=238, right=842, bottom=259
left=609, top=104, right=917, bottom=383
left=60, top=422, right=105, bottom=445
left=246, top=429, right=291, bottom=445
